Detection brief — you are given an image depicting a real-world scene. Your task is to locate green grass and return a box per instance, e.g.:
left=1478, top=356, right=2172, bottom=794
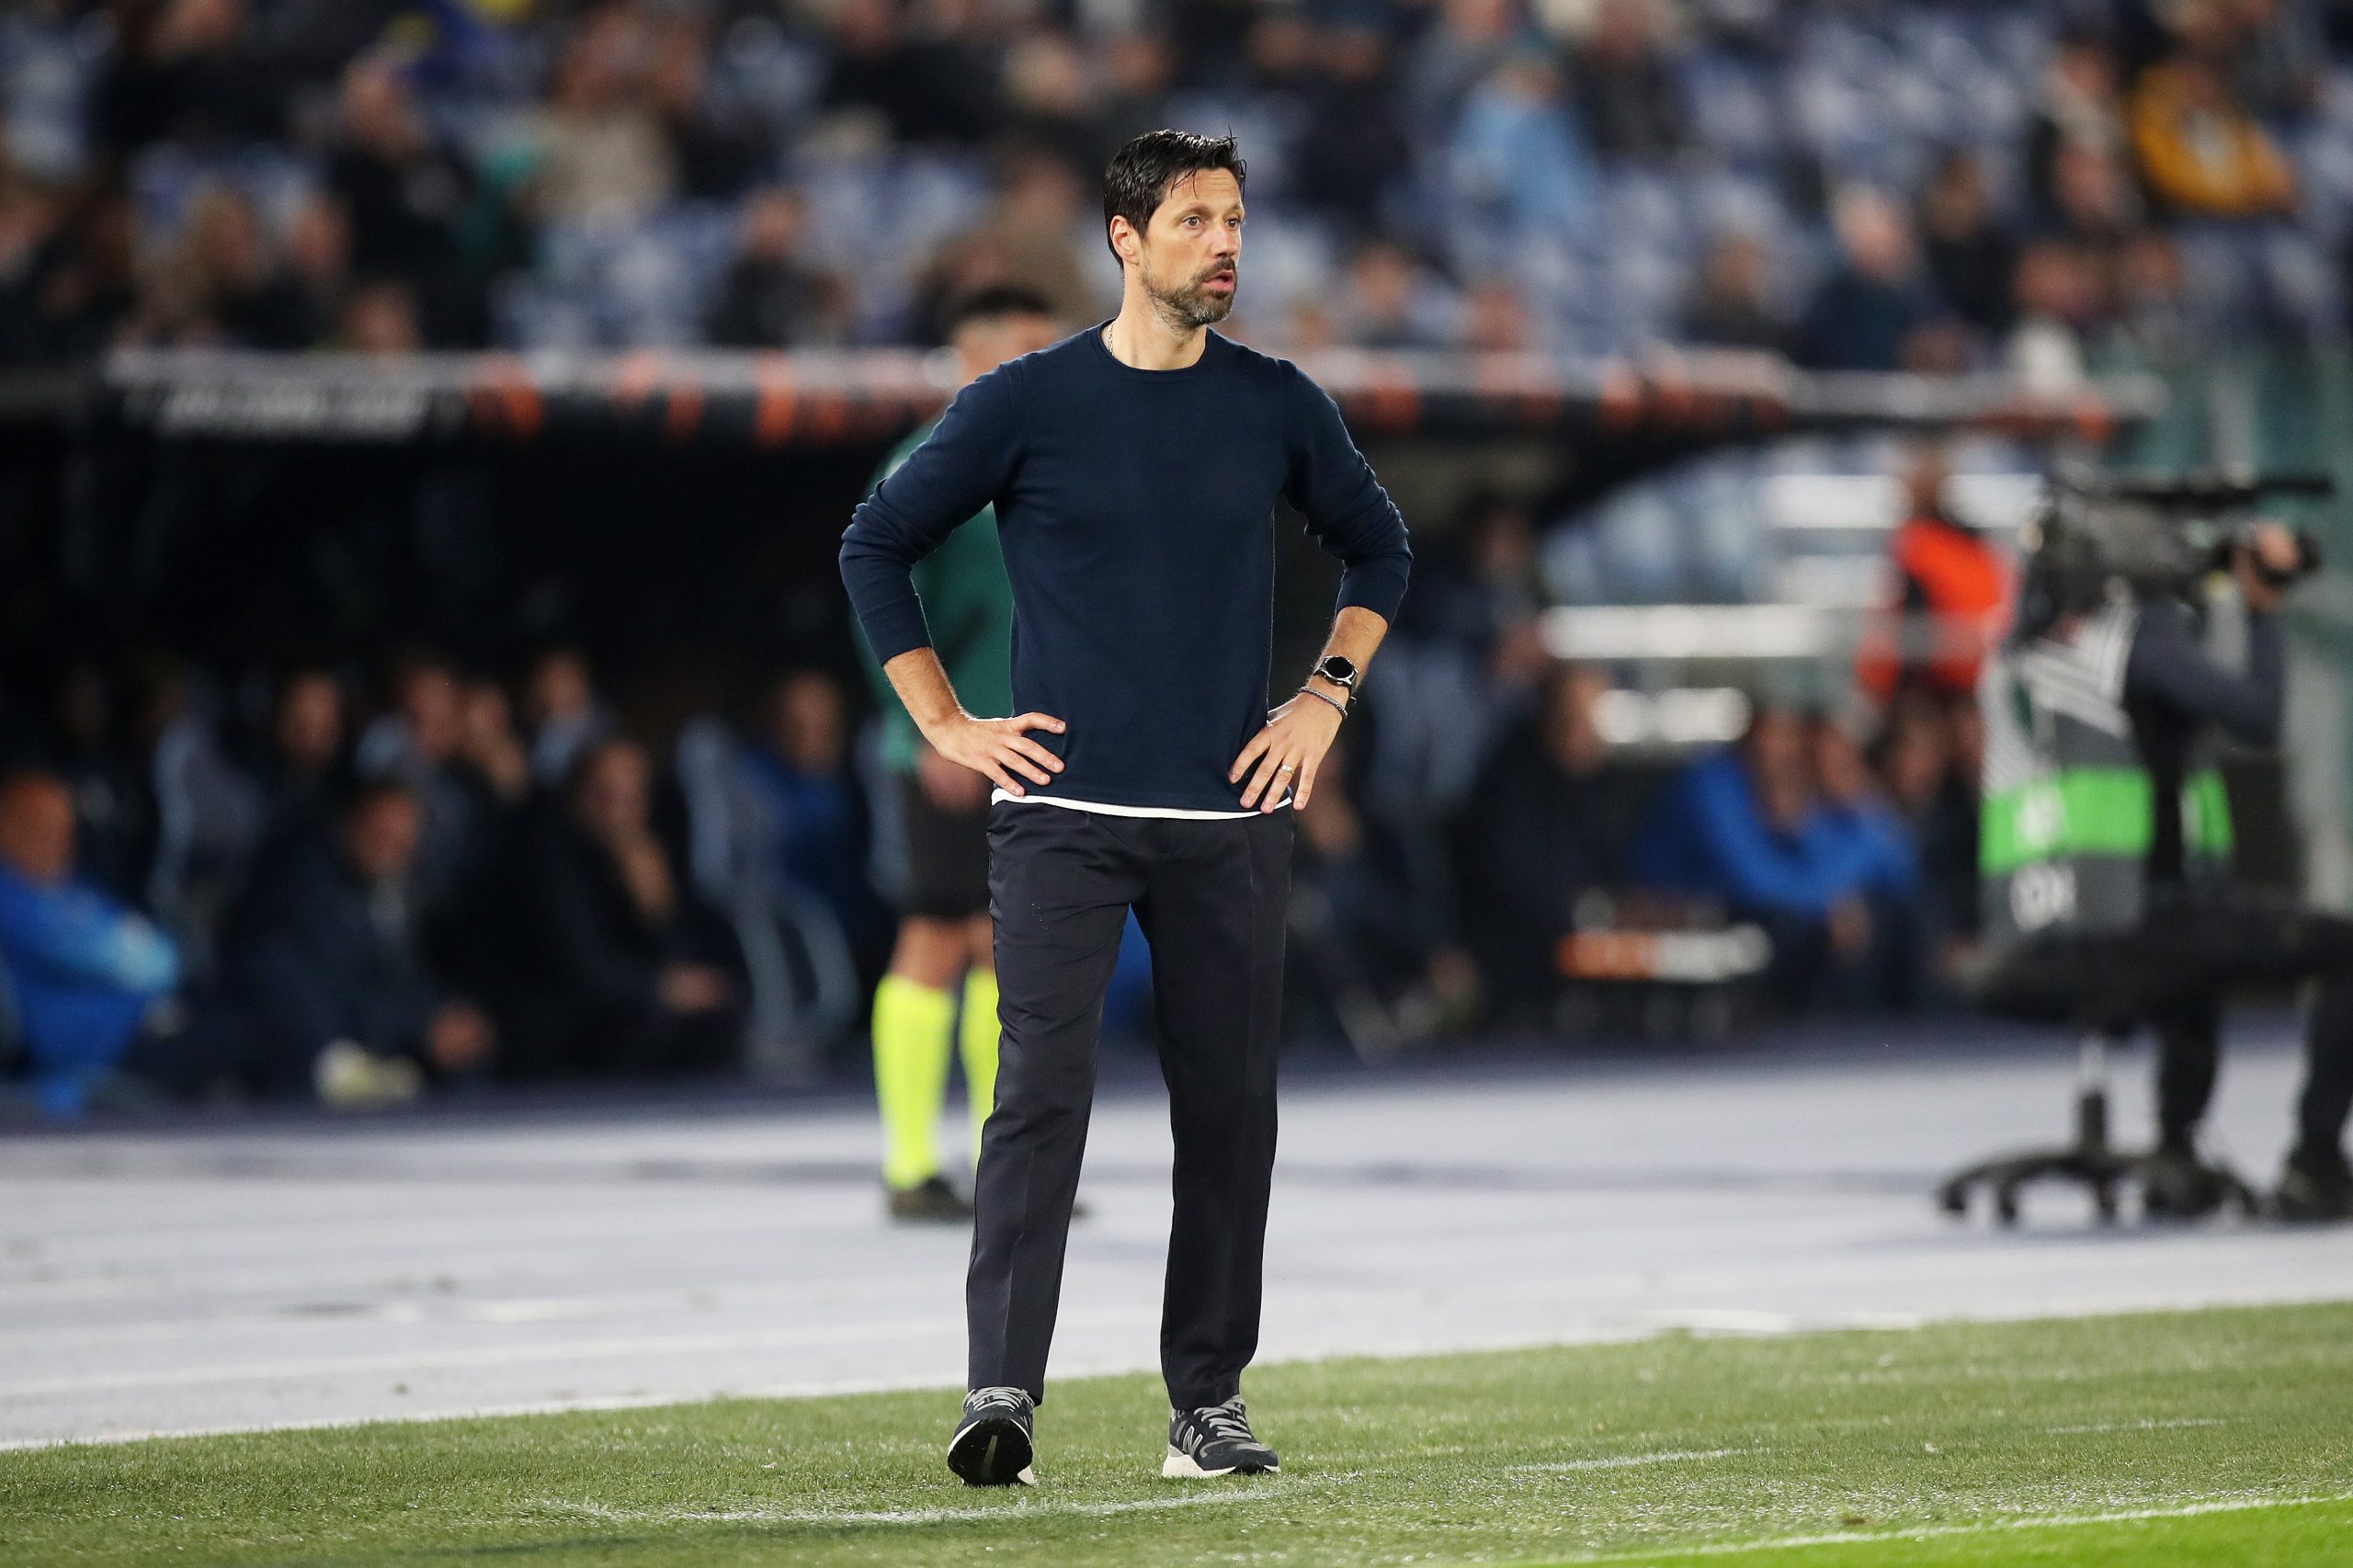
left=5, top=1303, right=2352, bottom=1568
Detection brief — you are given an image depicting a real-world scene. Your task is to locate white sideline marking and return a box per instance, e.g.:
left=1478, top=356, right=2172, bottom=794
left=1513, top=1448, right=1755, bottom=1473
left=1588, top=1491, right=2353, bottom=1562
left=2043, top=1416, right=2229, bottom=1435
left=528, top=1487, right=1283, bottom=1528
left=0, top=1319, right=970, bottom=1399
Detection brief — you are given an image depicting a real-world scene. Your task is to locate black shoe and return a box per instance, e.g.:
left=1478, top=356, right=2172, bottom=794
left=887, top=1176, right=972, bottom=1223
left=948, top=1386, right=1037, bottom=1486
left=1164, top=1396, right=1279, bottom=1478
left=2143, top=1143, right=2228, bottom=1220
left=2277, top=1146, right=2353, bottom=1221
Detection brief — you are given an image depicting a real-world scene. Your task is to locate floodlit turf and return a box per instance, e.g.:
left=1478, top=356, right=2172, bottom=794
left=4, top=1303, right=2350, bottom=1568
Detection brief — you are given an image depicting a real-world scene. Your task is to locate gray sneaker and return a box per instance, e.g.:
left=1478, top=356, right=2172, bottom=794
left=1163, top=1395, right=1279, bottom=1478
left=948, top=1386, right=1037, bottom=1486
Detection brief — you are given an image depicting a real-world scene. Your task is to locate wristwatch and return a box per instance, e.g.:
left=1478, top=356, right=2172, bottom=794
left=1312, top=654, right=1359, bottom=695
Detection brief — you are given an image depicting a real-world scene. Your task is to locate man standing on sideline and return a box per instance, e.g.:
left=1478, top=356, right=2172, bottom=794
left=856, top=288, right=1062, bottom=1222
left=839, top=131, right=1410, bottom=1486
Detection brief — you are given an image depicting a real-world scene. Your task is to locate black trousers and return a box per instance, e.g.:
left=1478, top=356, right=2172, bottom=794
left=968, top=800, right=1293, bottom=1411
left=1974, top=888, right=2353, bottom=1158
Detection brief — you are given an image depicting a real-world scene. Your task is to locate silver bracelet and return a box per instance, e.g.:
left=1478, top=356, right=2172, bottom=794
left=1297, top=684, right=1348, bottom=718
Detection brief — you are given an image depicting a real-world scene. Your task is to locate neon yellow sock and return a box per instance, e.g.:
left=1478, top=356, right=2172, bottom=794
left=874, top=973, right=957, bottom=1190
left=960, top=968, right=1001, bottom=1166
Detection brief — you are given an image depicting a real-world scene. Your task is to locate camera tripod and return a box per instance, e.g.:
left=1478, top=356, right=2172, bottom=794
left=1938, top=1028, right=2261, bottom=1225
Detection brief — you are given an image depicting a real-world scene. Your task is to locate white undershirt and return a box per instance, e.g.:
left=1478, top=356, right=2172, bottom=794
left=990, top=789, right=1289, bottom=819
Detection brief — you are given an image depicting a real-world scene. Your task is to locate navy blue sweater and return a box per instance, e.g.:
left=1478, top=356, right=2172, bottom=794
left=839, top=326, right=1412, bottom=812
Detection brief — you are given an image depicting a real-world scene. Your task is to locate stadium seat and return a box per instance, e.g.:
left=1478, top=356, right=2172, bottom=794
left=674, top=716, right=860, bottom=1080
left=145, top=710, right=264, bottom=988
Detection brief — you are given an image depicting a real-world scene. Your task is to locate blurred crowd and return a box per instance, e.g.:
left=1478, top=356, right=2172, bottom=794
left=5, top=0, right=2353, bottom=368
left=0, top=445, right=2000, bottom=1114
left=0, top=650, right=881, bottom=1113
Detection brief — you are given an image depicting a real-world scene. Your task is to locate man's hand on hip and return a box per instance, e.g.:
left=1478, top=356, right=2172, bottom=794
left=1231, top=692, right=1344, bottom=812
left=926, top=711, right=1066, bottom=798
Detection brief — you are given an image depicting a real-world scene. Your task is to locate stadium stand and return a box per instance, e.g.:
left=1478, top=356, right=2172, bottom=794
left=3, top=0, right=2352, bottom=1107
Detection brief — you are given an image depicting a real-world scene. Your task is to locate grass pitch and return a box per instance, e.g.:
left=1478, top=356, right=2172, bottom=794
left=4, top=1302, right=2350, bottom=1567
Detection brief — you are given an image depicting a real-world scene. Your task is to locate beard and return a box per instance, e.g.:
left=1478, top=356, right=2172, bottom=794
left=1148, top=261, right=1238, bottom=328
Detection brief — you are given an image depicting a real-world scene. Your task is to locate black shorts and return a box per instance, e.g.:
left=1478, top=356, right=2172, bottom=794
left=895, top=772, right=992, bottom=919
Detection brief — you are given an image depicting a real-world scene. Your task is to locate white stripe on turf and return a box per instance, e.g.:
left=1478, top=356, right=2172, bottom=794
left=527, top=1489, right=1282, bottom=1528
left=2042, top=1415, right=2229, bottom=1435
left=1510, top=1448, right=1755, bottom=1473
left=1588, top=1490, right=2353, bottom=1562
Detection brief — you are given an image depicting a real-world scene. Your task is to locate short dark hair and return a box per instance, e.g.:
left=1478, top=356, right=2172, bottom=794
left=1102, top=131, right=1245, bottom=263
left=946, top=286, right=1056, bottom=336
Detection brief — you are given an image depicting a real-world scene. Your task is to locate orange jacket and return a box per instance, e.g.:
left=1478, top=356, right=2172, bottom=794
left=1857, top=516, right=2013, bottom=701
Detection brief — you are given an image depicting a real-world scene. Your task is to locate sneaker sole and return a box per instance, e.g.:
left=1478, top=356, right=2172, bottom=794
left=948, top=1415, right=1037, bottom=1486
left=1162, top=1447, right=1279, bottom=1479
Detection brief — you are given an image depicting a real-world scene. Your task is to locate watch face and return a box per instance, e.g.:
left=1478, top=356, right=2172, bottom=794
left=1319, top=656, right=1358, bottom=687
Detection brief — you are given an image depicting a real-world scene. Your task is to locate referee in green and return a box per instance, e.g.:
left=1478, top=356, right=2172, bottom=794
left=841, top=131, right=1411, bottom=1486
left=857, top=289, right=1063, bottom=1223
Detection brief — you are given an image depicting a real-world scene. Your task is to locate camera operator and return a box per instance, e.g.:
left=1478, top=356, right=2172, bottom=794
left=1976, top=506, right=2353, bottom=1221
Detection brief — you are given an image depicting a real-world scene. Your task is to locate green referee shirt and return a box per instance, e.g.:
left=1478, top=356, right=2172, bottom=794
left=855, top=421, right=1015, bottom=774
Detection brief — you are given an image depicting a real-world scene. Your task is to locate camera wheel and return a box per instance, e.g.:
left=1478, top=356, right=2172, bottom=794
left=1937, top=1180, right=1969, bottom=1218
left=2093, top=1183, right=2119, bottom=1223
left=1994, top=1187, right=2021, bottom=1226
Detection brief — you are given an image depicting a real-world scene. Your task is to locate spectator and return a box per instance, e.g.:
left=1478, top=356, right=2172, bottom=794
left=1459, top=273, right=1539, bottom=352
left=1806, top=711, right=1927, bottom=1006
left=496, top=736, right=741, bottom=1078
left=335, top=278, right=422, bottom=355
left=1335, top=239, right=1449, bottom=349
left=1453, top=663, right=1652, bottom=1026
left=1291, top=735, right=1481, bottom=1052
left=210, top=777, right=494, bottom=1104
left=1450, top=45, right=1602, bottom=238
left=997, top=30, right=1108, bottom=178
left=11, top=183, right=140, bottom=364
left=1566, top=0, right=1688, bottom=160
left=2047, top=141, right=2143, bottom=254
left=1872, top=689, right=1980, bottom=978
left=1915, top=151, right=2017, bottom=338
left=10, top=662, right=153, bottom=903
left=2115, top=228, right=2194, bottom=359
left=1682, top=232, right=1793, bottom=355
left=0, top=768, right=179, bottom=1116
left=1855, top=444, right=2013, bottom=705
left=703, top=187, right=847, bottom=349
left=1293, top=20, right=1413, bottom=235
left=1796, top=187, right=1954, bottom=373
left=324, top=56, right=484, bottom=345
left=2026, top=32, right=2126, bottom=221
left=459, top=676, right=532, bottom=808
left=2005, top=239, right=2105, bottom=392
left=520, top=645, right=611, bottom=790
left=88, top=0, right=285, bottom=159
left=817, top=0, right=995, bottom=148
left=2130, top=49, right=2298, bottom=219
left=1402, top=0, right=1521, bottom=142
left=169, top=184, right=316, bottom=349
left=356, top=653, right=503, bottom=915
left=1398, top=491, right=1549, bottom=678
left=2231, top=0, right=2323, bottom=123
left=646, top=11, right=768, bottom=203
left=240, top=663, right=345, bottom=869
left=278, top=194, right=354, bottom=342
left=1631, top=704, right=1911, bottom=1015
left=912, top=148, right=1098, bottom=346
left=1095, top=31, right=1180, bottom=159
left=529, top=10, right=677, bottom=228
left=741, top=667, right=880, bottom=954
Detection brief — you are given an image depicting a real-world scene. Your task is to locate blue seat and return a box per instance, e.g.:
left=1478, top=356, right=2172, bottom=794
left=674, top=716, right=861, bottom=1080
